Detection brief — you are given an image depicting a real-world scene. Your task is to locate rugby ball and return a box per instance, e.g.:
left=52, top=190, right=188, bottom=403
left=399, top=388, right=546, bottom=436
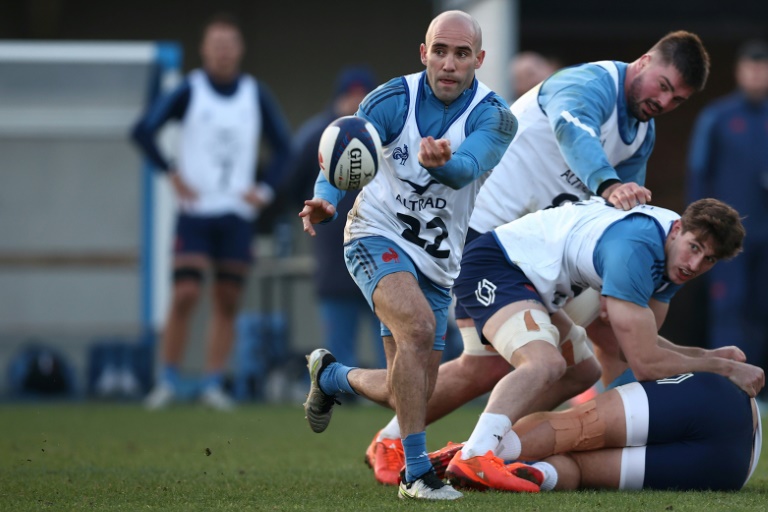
left=318, top=115, right=382, bottom=190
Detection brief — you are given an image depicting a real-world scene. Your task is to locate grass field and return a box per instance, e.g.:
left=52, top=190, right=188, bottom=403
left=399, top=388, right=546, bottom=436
left=2, top=400, right=767, bottom=511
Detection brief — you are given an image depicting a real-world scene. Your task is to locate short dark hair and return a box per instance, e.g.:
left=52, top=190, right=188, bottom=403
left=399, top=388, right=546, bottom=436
left=649, top=30, right=710, bottom=92
left=680, top=198, right=745, bottom=260
left=202, top=12, right=242, bottom=37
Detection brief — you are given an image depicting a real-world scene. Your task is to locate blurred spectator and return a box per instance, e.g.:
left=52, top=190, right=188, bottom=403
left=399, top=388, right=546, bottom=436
left=131, top=13, right=292, bottom=410
left=285, top=66, right=386, bottom=371
left=687, top=38, right=768, bottom=401
left=509, top=50, right=559, bottom=100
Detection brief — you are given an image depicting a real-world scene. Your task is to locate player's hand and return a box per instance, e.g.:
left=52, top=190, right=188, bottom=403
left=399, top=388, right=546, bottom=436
left=603, top=182, right=652, bottom=210
left=243, top=183, right=274, bottom=208
left=299, top=198, right=336, bottom=237
left=728, top=361, right=765, bottom=398
left=418, top=136, right=452, bottom=168
left=169, top=171, right=198, bottom=202
left=708, top=345, right=747, bottom=362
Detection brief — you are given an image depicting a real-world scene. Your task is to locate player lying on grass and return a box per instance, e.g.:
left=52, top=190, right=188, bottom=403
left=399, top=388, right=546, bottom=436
left=432, top=372, right=762, bottom=491
left=435, top=197, right=764, bottom=490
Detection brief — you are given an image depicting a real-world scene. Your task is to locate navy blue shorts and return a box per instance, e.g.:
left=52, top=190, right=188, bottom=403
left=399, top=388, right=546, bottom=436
left=452, top=231, right=543, bottom=343
left=640, top=372, right=756, bottom=490
left=174, top=213, right=254, bottom=264
left=454, top=227, right=483, bottom=320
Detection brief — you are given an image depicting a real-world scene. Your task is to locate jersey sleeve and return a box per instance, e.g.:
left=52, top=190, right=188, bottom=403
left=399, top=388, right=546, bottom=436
left=358, top=77, right=409, bottom=146
left=539, top=65, right=620, bottom=193
left=593, top=216, right=665, bottom=307
left=130, top=79, right=191, bottom=172
left=312, top=171, right=344, bottom=223
left=426, top=92, right=516, bottom=189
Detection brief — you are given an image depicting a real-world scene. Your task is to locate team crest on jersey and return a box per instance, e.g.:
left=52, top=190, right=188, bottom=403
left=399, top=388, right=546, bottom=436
left=656, top=373, right=694, bottom=385
left=475, top=279, right=497, bottom=306
left=393, top=144, right=409, bottom=165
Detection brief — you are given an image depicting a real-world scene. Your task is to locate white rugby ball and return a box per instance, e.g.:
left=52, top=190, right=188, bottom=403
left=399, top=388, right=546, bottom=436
left=318, top=115, right=382, bottom=190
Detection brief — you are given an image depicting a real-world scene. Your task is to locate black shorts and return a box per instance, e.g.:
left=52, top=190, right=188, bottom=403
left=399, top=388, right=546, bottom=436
left=174, top=212, right=253, bottom=264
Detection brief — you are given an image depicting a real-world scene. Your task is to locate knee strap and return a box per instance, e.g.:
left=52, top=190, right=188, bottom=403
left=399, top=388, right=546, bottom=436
left=559, top=324, right=593, bottom=367
left=215, top=270, right=246, bottom=286
left=461, top=326, right=499, bottom=356
left=493, top=309, right=559, bottom=363
left=173, top=267, right=204, bottom=283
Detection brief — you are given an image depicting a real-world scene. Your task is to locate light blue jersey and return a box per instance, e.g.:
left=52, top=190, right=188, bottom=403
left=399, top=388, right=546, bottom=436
left=593, top=211, right=681, bottom=306
left=314, top=72, right=515, bottom=220
left=470, top=61, right=655, bottom=234
left=493, top=198, right=681, bottom=312
left=313, top=71, right=516, bottom=287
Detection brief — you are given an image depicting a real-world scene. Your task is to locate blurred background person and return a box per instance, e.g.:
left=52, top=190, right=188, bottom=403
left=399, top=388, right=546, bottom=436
left=687, top=38, right=768, bottom=405
left=282, top=66, right=386, bottom=376
left=131, top=13, right=292, bottom=410
left=509, top=50, right=559, bottom=101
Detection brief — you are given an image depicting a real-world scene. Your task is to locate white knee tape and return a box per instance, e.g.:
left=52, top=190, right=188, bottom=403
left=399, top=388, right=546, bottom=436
left=563, top=288, right=601, bottom=327
left=559, top=324, right=593, bottom=367
left=461, top=327, right=500, bottom=356
left=493, top=309, right=559, bottom=362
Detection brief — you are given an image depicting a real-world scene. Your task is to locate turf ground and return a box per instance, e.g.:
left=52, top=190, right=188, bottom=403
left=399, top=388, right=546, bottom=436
left=2, top=401, right=767, bottom=511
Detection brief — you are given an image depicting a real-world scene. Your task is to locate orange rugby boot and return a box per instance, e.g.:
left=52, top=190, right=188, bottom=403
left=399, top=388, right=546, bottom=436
left=505, top=461, right=545, bottom=486
left=364, top=431, right=404, bottom=486
left=445, top=450, right=540, bottom=492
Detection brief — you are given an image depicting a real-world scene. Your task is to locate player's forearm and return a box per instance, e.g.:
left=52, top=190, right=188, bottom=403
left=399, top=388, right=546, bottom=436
left=425, top=152, right=481, bottom=189
left=629, top=347, right=734, bottom=382
left=656, top=336, right=707, bottom=358
left=426, top=112, right=516, bottom=189
left=130, top=122, right=172, bottom=171
left=312, top=172, right=343, bottom=223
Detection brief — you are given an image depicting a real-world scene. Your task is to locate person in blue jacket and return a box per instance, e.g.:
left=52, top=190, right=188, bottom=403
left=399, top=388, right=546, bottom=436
left=687, top=39, right=768, bottom=404
left=131, top=13, right=292, bottom=411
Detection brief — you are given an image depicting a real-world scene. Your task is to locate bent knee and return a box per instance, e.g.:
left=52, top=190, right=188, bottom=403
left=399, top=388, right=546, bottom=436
left=456, top=353, right=511, bottom=386
left=534, top=350, right=568, bottom=383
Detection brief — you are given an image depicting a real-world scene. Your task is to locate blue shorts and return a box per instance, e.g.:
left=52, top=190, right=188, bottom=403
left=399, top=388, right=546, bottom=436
left=174, top=213, right=254, bottom=264
left=344, top=236, right=451, bottom=350
left=639, top=372, right=756, bottom=490
left=452, top=232, right=543, bottom=343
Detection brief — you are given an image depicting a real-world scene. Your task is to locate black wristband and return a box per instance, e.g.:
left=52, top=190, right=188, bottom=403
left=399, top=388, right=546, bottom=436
left=596, top=179, right=621, bottom=197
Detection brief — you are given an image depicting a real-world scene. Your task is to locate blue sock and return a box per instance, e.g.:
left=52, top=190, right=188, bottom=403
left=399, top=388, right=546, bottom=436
left=318, top=362, right=356, bottom=395
left=402, top=431, right=432, bottom=482
left=161, top=364, right=180, bottom=388
left=202, top=371, right=224, bottom=390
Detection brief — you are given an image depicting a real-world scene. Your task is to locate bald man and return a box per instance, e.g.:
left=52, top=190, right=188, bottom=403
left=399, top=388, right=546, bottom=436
left=300, top=10, right=519, bottom=500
